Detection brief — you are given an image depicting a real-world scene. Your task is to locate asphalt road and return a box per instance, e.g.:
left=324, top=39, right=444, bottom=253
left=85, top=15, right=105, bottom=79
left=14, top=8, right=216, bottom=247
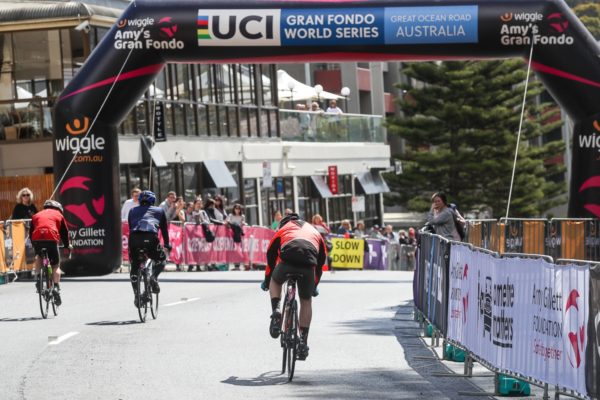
left=0, top=269, right=525, bottom=400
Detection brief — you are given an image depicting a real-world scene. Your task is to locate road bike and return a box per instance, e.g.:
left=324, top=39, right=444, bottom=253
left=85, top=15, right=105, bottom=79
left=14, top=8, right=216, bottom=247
left=280, top=273, right=302, bottom=381
left=133, top=248, right=159, bottom=323
left=37, top=247, right=66, bottom=319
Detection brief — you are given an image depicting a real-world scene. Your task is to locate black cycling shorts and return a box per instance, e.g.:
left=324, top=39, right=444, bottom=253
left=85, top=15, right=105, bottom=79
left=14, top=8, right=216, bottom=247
left=128, top=232, right=166, bottom=271
left=32, top=240, right=60, bottom=266
left=271, top=262, right=315, bottom=300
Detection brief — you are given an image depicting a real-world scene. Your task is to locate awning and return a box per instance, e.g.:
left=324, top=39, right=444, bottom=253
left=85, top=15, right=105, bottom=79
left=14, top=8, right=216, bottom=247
left=356, top=170, right=390, bottom=195
left=203, top=160, right=237, bottom=188
left=311, top=175, right=334, bottom=198
left=140, top=136, right=167, bottom=167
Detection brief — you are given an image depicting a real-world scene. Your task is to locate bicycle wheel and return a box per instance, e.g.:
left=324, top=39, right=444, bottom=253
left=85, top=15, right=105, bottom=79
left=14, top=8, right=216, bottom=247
left=136, top=269, right=147, bottom=323
left=38, top=267, right=49, bottom=319
left=148, top=260, right=159, bottom=319
left=280, top=297, right=289, bottom=374
left=287, top=300, right=298, bottom=382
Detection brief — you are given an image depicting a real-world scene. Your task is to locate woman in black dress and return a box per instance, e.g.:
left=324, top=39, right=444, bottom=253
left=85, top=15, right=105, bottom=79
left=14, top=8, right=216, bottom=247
left=11, top=187, right=37, bottom=219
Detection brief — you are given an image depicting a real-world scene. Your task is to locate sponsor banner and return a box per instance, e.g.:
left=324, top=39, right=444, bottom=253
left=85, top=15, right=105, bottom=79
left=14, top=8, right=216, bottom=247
left=364, top=239, right=386, bottom=270
left=122, top=222, right=274, bottom=266
left=197, top=9, right=281, bottom=46
left=498, top=10, right=574, bottom=47
left=447, top=245, right=589, bottom=395
left=330, top=237, right=364, bottom=269
left=281, top=8, right=384, bottom=46
left=587, top=264, right=600, bottom=398
left=384, top=6, right=478, bottom=44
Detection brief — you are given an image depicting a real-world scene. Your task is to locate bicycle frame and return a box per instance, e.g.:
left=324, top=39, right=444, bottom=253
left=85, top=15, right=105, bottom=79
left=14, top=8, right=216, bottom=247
left=280, top=275, right=301, bottom=381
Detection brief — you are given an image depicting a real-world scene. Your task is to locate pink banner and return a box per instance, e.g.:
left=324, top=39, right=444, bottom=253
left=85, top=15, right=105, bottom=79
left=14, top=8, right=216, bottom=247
left=122, top=222, right=274, bottom=266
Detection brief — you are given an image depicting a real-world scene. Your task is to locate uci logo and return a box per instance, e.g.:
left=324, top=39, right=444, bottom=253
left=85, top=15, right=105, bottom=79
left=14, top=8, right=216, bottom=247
left=197, top=9, right=281, bottom=46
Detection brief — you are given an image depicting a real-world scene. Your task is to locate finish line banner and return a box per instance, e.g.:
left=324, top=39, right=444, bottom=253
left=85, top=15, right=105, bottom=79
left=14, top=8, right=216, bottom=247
left=447, top=245, right=589, bottom=395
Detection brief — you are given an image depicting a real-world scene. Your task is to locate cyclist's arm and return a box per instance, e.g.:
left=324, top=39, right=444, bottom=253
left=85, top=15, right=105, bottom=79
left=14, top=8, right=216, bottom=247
left=158, top=211, right=170, bottom=248
left=59, top=217, right=70, bottom=247
left=264, top=235, right=281, bottom=284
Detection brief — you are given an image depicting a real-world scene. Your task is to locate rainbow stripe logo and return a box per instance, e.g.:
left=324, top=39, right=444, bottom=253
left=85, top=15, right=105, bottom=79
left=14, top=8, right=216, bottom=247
left=197, top=15, right=210, bottom=40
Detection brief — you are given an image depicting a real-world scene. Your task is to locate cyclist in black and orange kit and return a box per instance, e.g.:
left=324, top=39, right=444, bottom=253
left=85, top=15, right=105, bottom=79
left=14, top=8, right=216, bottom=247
left=30, top=200, right=71, bottom=306
left=261, top=212, right=327, bottom=360
left=127, top=190, right=171, bottom=307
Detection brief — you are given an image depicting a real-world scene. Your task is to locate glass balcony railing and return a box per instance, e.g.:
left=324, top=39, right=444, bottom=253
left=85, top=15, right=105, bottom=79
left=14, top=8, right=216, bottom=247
left=279, top=109, right=385, bottom=143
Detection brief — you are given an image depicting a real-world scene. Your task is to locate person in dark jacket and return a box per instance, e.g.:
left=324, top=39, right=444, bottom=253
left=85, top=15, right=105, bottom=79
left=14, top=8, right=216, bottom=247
left=128, top=190, right=171, bottom=305
left=261, top=213, right=327, bottom=361
left=11, top=187, right=37, bottom=220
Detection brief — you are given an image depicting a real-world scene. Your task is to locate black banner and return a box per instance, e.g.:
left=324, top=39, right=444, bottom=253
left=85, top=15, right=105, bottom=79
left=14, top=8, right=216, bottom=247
left=569, top=114, right=600, bottom=218
left=153, top=102, right=166, bottom=142
left=587, top=263, right=600, bottom=398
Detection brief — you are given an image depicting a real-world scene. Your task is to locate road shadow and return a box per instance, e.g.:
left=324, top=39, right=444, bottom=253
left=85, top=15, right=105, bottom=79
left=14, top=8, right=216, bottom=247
left=0, top=316, right=44, bottom=322
left=85, top=320, right=140, bottom=326
left=222, top=371, right=289, bottom=386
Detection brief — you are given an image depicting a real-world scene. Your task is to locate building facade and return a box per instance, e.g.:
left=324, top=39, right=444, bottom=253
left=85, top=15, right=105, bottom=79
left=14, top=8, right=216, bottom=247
left=0, top=0, right=391, bottom=228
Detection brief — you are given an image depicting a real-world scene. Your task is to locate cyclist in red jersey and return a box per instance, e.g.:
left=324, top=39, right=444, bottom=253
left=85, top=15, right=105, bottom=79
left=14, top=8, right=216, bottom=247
left=30, top=200, right=71, bottom=306
left=261, top=213, right=327, bottom=360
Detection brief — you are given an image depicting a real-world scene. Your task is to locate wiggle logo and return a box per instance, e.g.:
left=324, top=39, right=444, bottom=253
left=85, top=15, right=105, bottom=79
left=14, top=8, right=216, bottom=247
left=593, top=120, right=600, bottom=132
left=547, top=13, right=569, bottom=34
left=500, top=13, right=513, bottom=22
left=158, top=16, right=177, bottom=38
left=65, top=117, right=89, bottom=135
left=117, top=19, right=127, bottom=28
left=60, top=176, right=105, bottom=228
left=564, top=289, right=586, bottom=368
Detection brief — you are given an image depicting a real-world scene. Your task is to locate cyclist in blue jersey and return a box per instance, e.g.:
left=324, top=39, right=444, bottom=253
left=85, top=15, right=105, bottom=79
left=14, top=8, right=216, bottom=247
left=127, top=190, right=171, bottom=306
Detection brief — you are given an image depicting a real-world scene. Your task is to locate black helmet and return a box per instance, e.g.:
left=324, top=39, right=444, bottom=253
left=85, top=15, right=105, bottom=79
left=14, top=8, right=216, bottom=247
left=43, top=199, right=64, bottom=214
left=279, top=212, right=299, bottom=228
left=139, top=190, right=156, bottom=206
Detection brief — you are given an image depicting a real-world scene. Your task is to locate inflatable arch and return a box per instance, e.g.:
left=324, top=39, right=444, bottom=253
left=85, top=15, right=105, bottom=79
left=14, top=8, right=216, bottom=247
left=55, top=0, right=600, bottom=275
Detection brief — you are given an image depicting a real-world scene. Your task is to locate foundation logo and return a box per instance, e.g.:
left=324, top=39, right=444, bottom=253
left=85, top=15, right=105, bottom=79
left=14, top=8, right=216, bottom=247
left=197, top=9, right=281, bottom=46
left=462, top=263, right=469, bottom=324
left=578, top=176, right=600, bottom=218
left=478, top=274, right=514, bottom=348
left=60, top=176, right=105, bottom=228
left=547, top=13, right=569, bottom=33
left=564, top=289, right=586, bottom=368
left=158, top=16, right=178, bottom=38
left=56, top=117, right=104, bottom=163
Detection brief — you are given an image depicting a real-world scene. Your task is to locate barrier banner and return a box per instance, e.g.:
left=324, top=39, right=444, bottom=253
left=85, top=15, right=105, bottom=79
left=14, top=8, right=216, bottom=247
left=587, top=263, right=600, bottom=398
left=164, top=223, right=183, bottom=265
left=122, top=222, right=130, bottom=262
left=364, top=239, right=386, bottom=270
left=448, top=246, right=589, bottom=396
left=183, top=224, right=273, bottom=266
left=330, top=237, right=364, bottom=269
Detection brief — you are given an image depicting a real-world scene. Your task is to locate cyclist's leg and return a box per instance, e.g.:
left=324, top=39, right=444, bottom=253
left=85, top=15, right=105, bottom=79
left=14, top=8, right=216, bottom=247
left=47, top=244, right=61, bottom=286
left=296, top=266, right=315, bottom=356
left=148, top=237, right=165, bottom=279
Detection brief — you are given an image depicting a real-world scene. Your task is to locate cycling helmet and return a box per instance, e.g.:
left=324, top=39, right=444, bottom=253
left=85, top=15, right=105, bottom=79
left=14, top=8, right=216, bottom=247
left=139, top=190, right=156, bottom=206
left=279, top=212, right=299, bottom=228
left=43, top=199, right=64, bottom=214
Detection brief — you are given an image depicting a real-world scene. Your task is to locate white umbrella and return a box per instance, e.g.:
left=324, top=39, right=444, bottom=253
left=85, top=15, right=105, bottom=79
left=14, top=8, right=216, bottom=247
left=277, top=70, right=343, bottom=102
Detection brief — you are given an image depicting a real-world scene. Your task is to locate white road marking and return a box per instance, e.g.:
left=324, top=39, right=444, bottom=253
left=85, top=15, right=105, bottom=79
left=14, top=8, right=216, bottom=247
left=163, top=297, right=200, bottom=307
left=48, top=331, right=79, bottom=346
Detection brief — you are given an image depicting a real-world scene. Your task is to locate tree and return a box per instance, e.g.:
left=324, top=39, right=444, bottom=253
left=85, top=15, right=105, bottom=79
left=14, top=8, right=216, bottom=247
left=573, top=2, right=600, bottom=40
left=385, top=60, right=565, bottom=218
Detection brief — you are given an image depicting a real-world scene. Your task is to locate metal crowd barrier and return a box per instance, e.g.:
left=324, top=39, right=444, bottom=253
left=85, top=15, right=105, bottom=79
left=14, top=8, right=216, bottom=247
left=0, top=219, right=35, bottom=283
left=414, top=232, right=597, bottom=400
left=465, top=218, right=600, bottom=262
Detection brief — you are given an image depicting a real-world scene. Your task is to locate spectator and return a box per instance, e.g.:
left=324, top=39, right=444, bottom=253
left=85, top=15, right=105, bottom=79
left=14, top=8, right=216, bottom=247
left=204, top=198, right=223, bottom=225
left=311, top=214, right=330, bottom=235
left=353, top=220, right=366, bottom=238
left=369, top=224, right=383, bottom=239
left=174, top=196, right=186, bottom=222
left=407, top=227, right=418, bottom=246
left=425, top=192, right=460, bottom=241
left=11, top=187, right=37, bottom=220
left=159, top=191, right=177, bottom=221
left=271, top=210, right=283, bottom=230
left=214, top=195, right=228, bottom=223
left=398, top=229, right=409, bottom=245
left=192, top=198, right=210, bottom=224
left=121, top=187, right=141, bottom=221
left=382, top=225, right=397, bottom=242
left=284, top=208, right=294, bottom=216
left=296, top=103, right=313, bottom=141
left=228, top=204, right=246, bottom=270
left=180, top=201, right=195, bottom=222
left=326, top=99, right=344, bottom=136
left=337, top=219, right=352, bottom=237
left=326, top=99, right=343, bottom=116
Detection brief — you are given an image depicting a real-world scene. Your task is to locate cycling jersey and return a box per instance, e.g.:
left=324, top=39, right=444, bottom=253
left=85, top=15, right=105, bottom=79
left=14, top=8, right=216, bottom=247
left=265, top=219, right=327, bottom=286
left=30, top=208, right=69, bottom=246
left=128, top=205, right=170, bottom=247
